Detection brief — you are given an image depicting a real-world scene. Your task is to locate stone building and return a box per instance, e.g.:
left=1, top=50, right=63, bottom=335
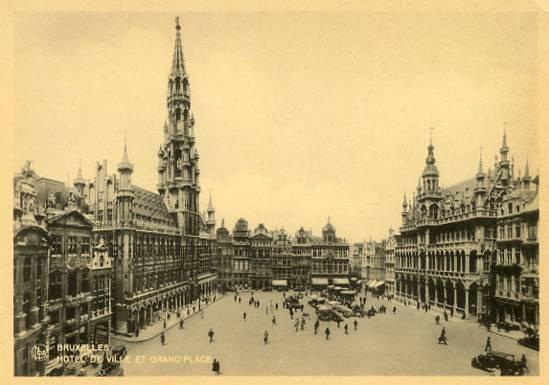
left=214, top=219, right=349, bottom=291
left=493, top=167, right=539, bottom=327
left=250, top=224, right=273, bottom=290
left=13, top=163, right=50, bottom=376
left=310, top=220, right=350, bottom=289
left=384, top=229, right=397, bottom=298
left=364, top=239, right=386, bottom=293
left=395, top=131, right=538, bottom=322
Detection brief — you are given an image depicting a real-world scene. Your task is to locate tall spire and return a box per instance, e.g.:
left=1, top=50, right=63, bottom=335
left=118, top=130, right=133, bottom=172
left=500, top=122, right=509, bottom=161
left=208, top=191, right=214, bottom=211
left=402, top=192, right=407, bottom=207
left=74, top=158, right=86, bottom=188
left=477, top=147, right=484, bottom=174
left=524, top=157, right=530, bottom=178
left=422, top=127, right=439, bottom=178
left=171, top=17, right=185, bottom=76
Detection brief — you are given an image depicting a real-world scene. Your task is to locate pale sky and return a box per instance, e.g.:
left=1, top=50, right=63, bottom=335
left=13, top=11, right=540, bottom=242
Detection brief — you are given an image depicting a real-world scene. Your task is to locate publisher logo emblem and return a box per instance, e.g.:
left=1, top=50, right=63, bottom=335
left=31, top=344, right=48, bottom=362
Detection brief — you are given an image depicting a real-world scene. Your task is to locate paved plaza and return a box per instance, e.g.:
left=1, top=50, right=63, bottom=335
left=115, top=291, right=539, bottom=376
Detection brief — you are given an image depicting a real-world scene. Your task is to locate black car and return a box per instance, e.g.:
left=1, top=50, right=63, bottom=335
left=471, top=352, right=525, bottom=375
left=518, top=336, right=539, bottom=351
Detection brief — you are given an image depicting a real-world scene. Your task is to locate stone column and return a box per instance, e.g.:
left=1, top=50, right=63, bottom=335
left=14, top=257, right=26, bottom=335
left=453, top=285, right=457, bottom=312
left=425, top=283, right=430, bottom=305
left=29, top=258, right=39, bottom=327
left=434, top=284, right=438, bottom=307
left=465, top=287, right=470, bottom=318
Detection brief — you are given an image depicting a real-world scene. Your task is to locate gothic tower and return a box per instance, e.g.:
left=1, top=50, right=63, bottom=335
left=157, top=17, right=201, bottom=236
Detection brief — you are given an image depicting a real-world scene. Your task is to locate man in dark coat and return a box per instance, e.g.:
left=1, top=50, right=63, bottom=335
left=325, top=327, right=331, bottom=340
left=485, top=336, right=492, bottom=352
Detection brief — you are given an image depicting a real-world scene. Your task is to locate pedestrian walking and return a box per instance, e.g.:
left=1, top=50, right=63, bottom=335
left=325, top=327, right=331, bottom=340
left=180, top=319, right=184, bottom=329
left=234, top=295, right=237, bottom=302
left=243, top=312, right=247, bottom=321
left=212, top=359, right=220, bottom=375
left=485, top=336, right=492, bottom=352
left=295, top=319, right=299, bottom=332
left=336, top=318, right=341, bottom=328
left=353, top=319, right=358, bottom=331
left=438, top=327, right=447, bottom=345
left=521, top=354, right=529, bottom=373
left=344, top=324, right=349, bottom=334
left=264, top=330, right=269, bottom=344
left=160, top=331, right=165, bottom=345
left=238, top=297, right=241, bottom=304
left=275, top=303, right=278, bottom=311
left=393, top=306, right=396, bottom=314
left=208, top=328, right=214, bottom=343
left=163, top=319, right=167, bottom=329
left=272, top=316, right=277, bottom=326
left=443, top=310, right=448, bottom=322
left=435, top=315, right=440, bottom=325
left=450, top=308, right=454, bottom=318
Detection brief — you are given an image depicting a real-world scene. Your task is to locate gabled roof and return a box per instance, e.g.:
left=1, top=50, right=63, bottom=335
left=47, top=209, right=95, bottom=228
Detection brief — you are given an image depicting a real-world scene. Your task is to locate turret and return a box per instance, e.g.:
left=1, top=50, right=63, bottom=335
left=523, top=158, right=531, bottom=190
left=206, top=192, right=216, bottom=238
left=401, top=192, right=408, bottom=224
left=421, top=129, right=439, bottom=194
left=116, top=136, right=135, bottom=226
left=73, top=160, right=86, bottom=199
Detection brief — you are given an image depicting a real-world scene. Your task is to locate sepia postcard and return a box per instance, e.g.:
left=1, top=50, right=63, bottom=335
left=3, top=0, right=548, bottom=382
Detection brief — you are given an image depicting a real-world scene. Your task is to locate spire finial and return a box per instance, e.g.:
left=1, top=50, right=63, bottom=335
left=175, top=16, right=181, bottom=31
left=525, top=156, right=530, bottom=178
left=429, top=126, right=434, bottom=146
left=502, top=122, right=508, bottom=149
left=478, top=146, right=484, bottom=174
left=208, top=191, right=214, bottom=211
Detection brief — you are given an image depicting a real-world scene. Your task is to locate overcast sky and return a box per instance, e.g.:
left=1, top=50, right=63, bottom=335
left=13, top=11, right=539, bottom=242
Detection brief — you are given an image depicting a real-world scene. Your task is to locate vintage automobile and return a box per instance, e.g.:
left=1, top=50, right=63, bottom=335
left=96, top=367, right=124, bottom=376
left=496, top=321, right=521, bottom=333
left=518, top=335, right=539, bottom=351
left=471, top=352, right=526, bottom=375
left=316, top=305, right=343, bottom=322
left=333, top=305, right=354, bottom=318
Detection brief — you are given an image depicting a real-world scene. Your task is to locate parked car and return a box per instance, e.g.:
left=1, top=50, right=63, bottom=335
left=518, top=336, right=539, bottom=351
left=496, top=321, right=520, bottom=333
left=471, top=352, right=526, bottom=375
left=333, top=305, right=354, bottom=318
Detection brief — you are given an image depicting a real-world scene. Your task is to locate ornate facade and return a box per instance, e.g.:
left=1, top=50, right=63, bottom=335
left=214, top=219, right=349, bottom=290
left=80, top=18, right=217, bottom=334
left=13, top=163, right=50, bottom=376
left=395, top=132, right=538, bottom=323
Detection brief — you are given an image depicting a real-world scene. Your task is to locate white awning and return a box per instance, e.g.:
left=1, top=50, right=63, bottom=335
left=311, top=278, right=329, bottom=286
left=333, top=278, right=350, bottom=286
left=372, top=280, right=385, bottom=288
left=272, top=279, right=287, bottom=287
